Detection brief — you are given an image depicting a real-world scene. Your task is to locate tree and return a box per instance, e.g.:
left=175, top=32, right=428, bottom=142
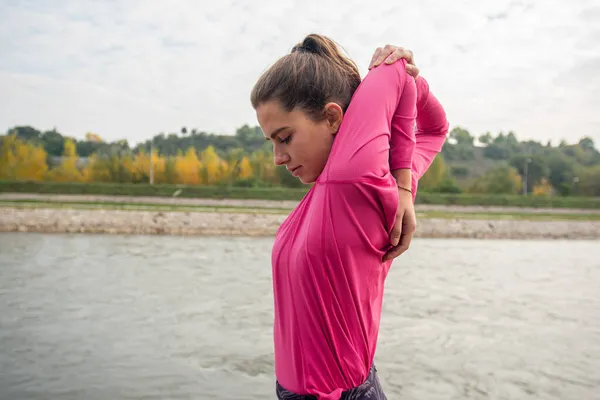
left=532, top=178, right=554, bottom=196
left=85, top=132, right=103, bottom=143
left=238, top=156, right=254, bottom=179
left=0, top=135, right=18, bottom=179
left=163, top=156, right=178, bottom=184
left=468, top=166, right=522, bottom=194
left=41, top=129, right=65, bottom=157
left=509, top=155, right=548, bottom=193
left=544, top=151, right=576, bottom=195
left=223, top=148, right=245, bottom=183
left=250, top=147, right=277, bottom=184
left=5, top=122, right=599, bottom=195
left=483, top=131, right=520, bottom=160
left=176, top=147, right=202, bottom=184
left=9, top=126, right=42, bottom=142
left=0, top=134, right=48, bottom=181
left=442, top=127, right=475, bottom=160
left=478, top=132, right=493, bottom=146
left=236, top=124, right=265, bottom=150
left=419, top=156, right=448, bottom=190
left=46, top=139, right=84, bottom=182
left=577, top=165, right=600, bottom=196
left=579, top=136, right=596, bottom=151
left=83, top=154, right=111, bottom=182
left=200, top=145, right=223, bottom=184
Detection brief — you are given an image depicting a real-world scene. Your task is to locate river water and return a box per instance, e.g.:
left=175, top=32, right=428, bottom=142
left=0, top=233, right=599, bottom=400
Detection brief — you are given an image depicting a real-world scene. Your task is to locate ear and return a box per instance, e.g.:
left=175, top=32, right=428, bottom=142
left=323, top=102, right=344, bottom=134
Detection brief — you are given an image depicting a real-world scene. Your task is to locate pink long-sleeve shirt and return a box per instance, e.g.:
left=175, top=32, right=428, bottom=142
left=271, top=60, right=449, bottom=399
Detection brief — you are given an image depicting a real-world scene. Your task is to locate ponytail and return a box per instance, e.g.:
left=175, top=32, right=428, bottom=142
left=251, top=34, right=361, bottom=121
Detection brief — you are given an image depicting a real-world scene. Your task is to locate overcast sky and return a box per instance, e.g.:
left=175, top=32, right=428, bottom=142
left=1, top=0, right=598, bottom=146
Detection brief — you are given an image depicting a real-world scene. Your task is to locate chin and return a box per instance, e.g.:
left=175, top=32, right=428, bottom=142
left=298, top=172, right=318, bottom=185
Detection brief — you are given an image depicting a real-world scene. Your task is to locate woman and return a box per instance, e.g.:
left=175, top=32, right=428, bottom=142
left=250, top=34, right=449, bottom=399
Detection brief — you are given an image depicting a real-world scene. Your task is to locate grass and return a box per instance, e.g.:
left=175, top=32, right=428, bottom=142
left=3, top=180, right=600, bottom=209
left=420, top=211, right=600, bottom=222
left=2, top=199, right=600, bottom=221
left=0, top=200, right=291, bottom=215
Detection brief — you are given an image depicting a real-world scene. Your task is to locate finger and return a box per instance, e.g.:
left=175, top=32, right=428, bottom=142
left=406, top=64, right=420, bottom=78
left=383, top=47, right=403, bottom=64
left=389, top=225, right=402, bottom=247
left=390, top=211, right=404, bottom=246
left=383, top=244, right=406, bottom=262
left=405, top=49, right=415, bottom=65
left=373, top=44, right=395, bottom=68
left=398, top=230, right=414, bottom=253
left=384, top=47, right=410, bottom=64
left=368, top=47, right=383, bottom=70
left=383, top=224, right=416, bottom=262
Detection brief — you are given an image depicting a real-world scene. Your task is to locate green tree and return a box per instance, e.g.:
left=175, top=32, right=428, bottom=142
left=478, top=132, right=493, bottom=146
left=483, top=131, right=520, bottom=160
left=577, top=165, right=600, bottom=196
left=420, top=156, right=448, bottom=190
left=509, top=155, right=548, bottom=193
left=468, top=165, right=522, bottom=194
left=442, top=127, right=475, bottom=160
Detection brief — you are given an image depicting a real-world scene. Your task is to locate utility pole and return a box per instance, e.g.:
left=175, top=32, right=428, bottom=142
left=523, top=157, right=531, bottom=195
left=149, top=142, right=154, bottom=185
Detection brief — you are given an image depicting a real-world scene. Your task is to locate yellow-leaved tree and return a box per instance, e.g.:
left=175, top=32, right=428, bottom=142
left=238, top=156, right=254, bottom=179
left=131, top=150, right=151, bottom=183
left=82, top=154, right=111, bottom=182
left=200, top=145, right=222, bottom=184
left=0, top=134, right=48, bottom=181
left=250, top=149, right=276, bottom=184
left=532, top=178, right=554, bottom=196
left=176, top=148, right=202, bottom=184
left=47, top=139, right=84, bottom=182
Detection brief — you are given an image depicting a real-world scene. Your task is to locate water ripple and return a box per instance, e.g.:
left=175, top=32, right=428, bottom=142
left=1, top=233, right=599, bottom=399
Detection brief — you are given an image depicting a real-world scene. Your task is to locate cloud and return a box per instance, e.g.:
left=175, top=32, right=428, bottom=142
left=0, top=0, right=598, bottom=147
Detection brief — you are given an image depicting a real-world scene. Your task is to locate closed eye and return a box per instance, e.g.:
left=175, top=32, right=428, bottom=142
left=279, top=135, right=291, bottom=144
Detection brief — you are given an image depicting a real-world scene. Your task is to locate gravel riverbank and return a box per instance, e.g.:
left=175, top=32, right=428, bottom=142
left=2, top=207, right=599, bottom=240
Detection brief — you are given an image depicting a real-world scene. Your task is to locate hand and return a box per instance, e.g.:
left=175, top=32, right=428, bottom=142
left=368, top=44, right=419, bottom=78
left=383, top=188, right=417, bottom=262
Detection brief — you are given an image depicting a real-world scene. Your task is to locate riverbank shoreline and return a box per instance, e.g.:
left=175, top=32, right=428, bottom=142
left=2, top=206, right=600, bottom=240
left=3, top=193, right=600, bottom=214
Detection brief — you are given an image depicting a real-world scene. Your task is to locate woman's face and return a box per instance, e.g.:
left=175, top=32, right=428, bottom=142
left=256, top=100, right=342, bottom=184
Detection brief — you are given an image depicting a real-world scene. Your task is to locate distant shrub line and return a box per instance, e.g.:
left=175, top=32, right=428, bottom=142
left=2, top=181, right=599, bottom=209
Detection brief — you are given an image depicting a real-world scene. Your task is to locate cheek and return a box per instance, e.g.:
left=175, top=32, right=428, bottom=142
left=305, top=135, right=333, bottom=171
left=292, top=124, right=333, bottom=167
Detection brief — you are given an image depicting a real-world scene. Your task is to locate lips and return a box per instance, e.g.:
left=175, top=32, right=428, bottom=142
left=288, top=166, right=301, bottom=176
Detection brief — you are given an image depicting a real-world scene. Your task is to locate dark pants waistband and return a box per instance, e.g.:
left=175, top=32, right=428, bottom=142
left=275, top=365, right=387, bottom=399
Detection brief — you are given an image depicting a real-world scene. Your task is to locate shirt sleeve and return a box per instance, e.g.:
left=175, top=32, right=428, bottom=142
left=410, top=76, right=450, bottom=196
left=389, top=76, right=417, bottom=171
left=323, top=60, right=416, bottom=183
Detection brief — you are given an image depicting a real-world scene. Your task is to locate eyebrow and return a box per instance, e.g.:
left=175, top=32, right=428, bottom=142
left=266, top=126, right=290, bottom=140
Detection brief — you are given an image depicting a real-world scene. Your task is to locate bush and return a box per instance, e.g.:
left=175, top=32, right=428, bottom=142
left=436, top=177, right=462, bottom=194
left=1, top=180, right=599, bottom=208
left=414, top=192, right=600, bottom=209
left=0, top=180, right=309, bottom=201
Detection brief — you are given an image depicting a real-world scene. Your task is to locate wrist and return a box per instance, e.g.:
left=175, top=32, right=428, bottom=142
left=392, top=168, right=411, bottom=189
left=397, top=185, right=412, bottom=195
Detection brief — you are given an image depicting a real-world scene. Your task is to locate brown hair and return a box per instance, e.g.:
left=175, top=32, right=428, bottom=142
left=250, top=34, right=361, bottom=121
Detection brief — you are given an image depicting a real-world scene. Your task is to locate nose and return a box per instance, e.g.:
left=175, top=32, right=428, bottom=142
left=273, top=150, right=290, bottom=166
